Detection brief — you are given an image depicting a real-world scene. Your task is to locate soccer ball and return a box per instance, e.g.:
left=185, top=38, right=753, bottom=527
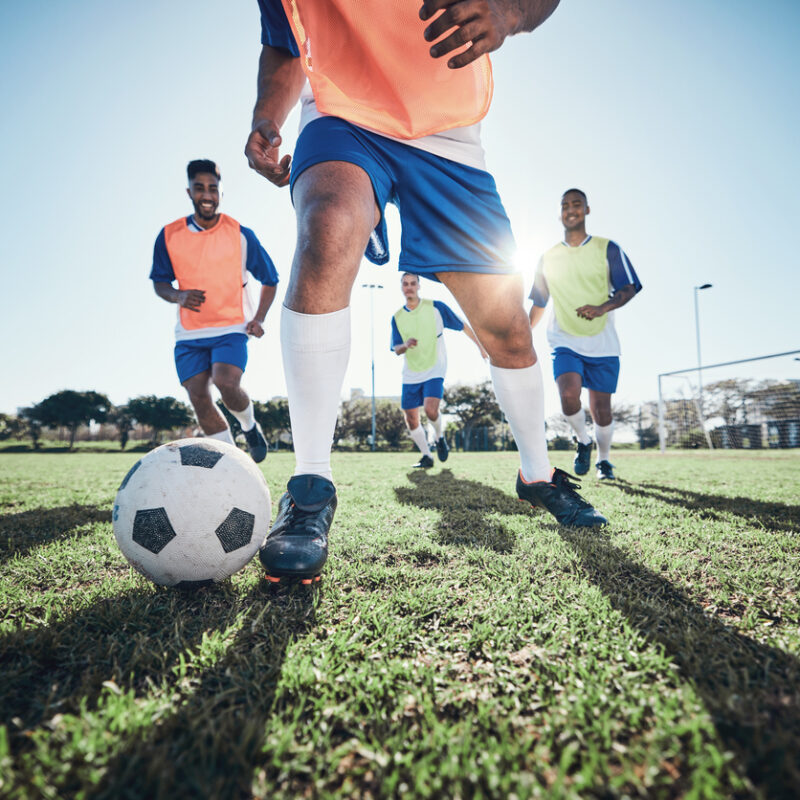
left=112, top=438, right=271, bottom=588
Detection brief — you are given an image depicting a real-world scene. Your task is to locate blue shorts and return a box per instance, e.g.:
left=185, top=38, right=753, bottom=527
left=552, top=347, right=620, bottom=394
left=174, top=333, right=248, bottom=384
left=401, top=378, right=445, bottom=410
left=291, top=117, right=516, bottom=281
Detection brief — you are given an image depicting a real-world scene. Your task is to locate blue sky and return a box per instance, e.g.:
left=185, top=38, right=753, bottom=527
left=1, top=1, right=798, bottom=419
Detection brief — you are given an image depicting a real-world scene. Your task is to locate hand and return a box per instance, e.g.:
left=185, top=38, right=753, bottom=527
left=406, top=338, right=418, bottom=349
left=246, top=319, right=265, bottom=338
left=245, top=120, right=291, bottom=187
left=419, top=0, right=519, bottom=69
left=575, top=304, right=605, bottom=321
left=178, top=289, right=205, bottom=311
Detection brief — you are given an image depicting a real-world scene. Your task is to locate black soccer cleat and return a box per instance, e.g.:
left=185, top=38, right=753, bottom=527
left=596, top=460, right=616, bottom=480
left=573, top=440, right=593, bottom=476
left=243, top=422, right=268, bottom=463
left=259, top=474, right=336, bottom=583
left=436, top=436, right=449, bottom=463
left=516, top=468, right=607, bottom=527
left=413, top=454, right=435, bottom=469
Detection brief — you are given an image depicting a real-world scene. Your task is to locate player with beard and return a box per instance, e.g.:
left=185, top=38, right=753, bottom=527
left=150, top=159, right=278, bottom=462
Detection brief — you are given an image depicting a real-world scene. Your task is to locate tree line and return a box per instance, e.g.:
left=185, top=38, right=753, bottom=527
left=0, top=383, right=657, bottom=452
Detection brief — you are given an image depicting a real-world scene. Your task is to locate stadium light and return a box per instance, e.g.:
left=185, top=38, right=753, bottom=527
left=694, top=283, right=713, bottom=425
left=361, top=283, right=384, bottom=452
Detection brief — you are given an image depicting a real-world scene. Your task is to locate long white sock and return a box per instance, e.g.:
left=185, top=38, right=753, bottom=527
left=207, top=428, right=234, bottom=445
left=564, top=409, right=592, bottom=445
left=425, top=422, right=436, bottom=445
left=490, top=362, right=551, bottom=482
left=281, top=306, right=350, bottom=481
left=595, top=422, right=615, bottom=462
left=409, top=424, right=431, bottom=456
left=225, top=399, right=255, bottom=431
left=431, top=414, right=443, bottom=440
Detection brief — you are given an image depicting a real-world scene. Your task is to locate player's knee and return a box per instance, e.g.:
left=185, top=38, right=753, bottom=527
left=297, top=194, right=371, bottom=262
left=212, top=374, right=239, bottom=398
left=480, top=314, right=533, bottom=362
left=187, top=388, right=212, bottom=410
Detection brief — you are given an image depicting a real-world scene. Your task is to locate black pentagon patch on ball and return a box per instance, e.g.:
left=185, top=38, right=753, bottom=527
left=179, top=443, right=225, bottom=468
left=132, top=507, right=176, bottom=554
left=215, top=508, right=255, bottom=553
left=118, top=460, right=141, bottom=491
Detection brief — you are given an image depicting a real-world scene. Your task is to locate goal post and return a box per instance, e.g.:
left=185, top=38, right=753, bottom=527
left=657, top=350, right=800, bottom=452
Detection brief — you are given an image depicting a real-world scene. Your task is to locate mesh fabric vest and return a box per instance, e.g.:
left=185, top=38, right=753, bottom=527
left=164, top=215, right=244, bottom=331
left=394, top=299, right=437, bottom=373
left=279, top=0, right=493, bottom=139
left=542, top=237, right=610, bottom=337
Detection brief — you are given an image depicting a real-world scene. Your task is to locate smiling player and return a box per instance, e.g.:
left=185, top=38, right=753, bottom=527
left=150, top=159, right=279, bottom=462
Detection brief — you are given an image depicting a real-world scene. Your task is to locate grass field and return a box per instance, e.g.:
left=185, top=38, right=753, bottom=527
left=1, top=449, right=798, bottom=799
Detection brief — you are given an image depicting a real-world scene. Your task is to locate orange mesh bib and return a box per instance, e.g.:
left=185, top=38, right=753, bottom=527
left=164, top=215, right=244, bottom=331
left=280, top=0, right=493, bottom=139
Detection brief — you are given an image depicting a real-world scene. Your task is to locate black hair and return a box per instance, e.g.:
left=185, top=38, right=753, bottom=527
left=187, top=159, right=221, bottom=181
left=562, top=187, right=587, bottom=203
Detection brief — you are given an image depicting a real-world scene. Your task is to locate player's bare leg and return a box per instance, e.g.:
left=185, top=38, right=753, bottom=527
left=212, top=363, right=267, bottom=462
left=182, top=371, right=231, bottom=439
left=438, top=271, right=606, bottom=527
left=557, top=372, right=593, bottom=475
left=260, top=161, right=380, bottom=582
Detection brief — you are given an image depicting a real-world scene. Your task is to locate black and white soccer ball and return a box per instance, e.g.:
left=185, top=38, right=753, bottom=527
left=112, top=438, right=271, bottom=588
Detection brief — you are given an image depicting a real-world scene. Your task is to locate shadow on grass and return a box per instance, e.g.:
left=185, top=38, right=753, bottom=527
left=396, top=470, right=799, bottom=796
left=2, top=579, right=318, bottom=799
left=607, top=480, right=800, bottom=534
left=555, top=524, right=800, bottom=797
left=395, top=468, right=530, bottom=553
left=0, top=504, right=112, bottom=564
left=95, top=582, right=318, bottom=799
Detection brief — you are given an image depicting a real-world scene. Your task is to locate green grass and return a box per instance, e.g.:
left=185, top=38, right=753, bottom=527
left=1, top=449, right=798, bottom=799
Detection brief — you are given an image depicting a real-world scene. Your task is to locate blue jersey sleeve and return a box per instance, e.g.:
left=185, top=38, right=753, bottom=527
left=257, top=0, right=300, bottom=56
left=607, top=241, right=642, bottom=294
left=433, top=300, right=464, bottom=332
left=390, top=317, right=403, bottom=350
left=241, top=225, right=279, bottom=286
left=529, top=256, right=549, bottom=307
left=149, top=228, right=175, bottom=282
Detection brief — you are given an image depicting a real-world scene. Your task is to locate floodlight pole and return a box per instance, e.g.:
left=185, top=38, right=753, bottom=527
left=694, top=283, right=712, bottom=411
left=362, top=283, right=383, bottom=451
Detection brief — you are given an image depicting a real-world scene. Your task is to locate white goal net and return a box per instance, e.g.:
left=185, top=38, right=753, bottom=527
left=658, top=350, right=800, bottom=450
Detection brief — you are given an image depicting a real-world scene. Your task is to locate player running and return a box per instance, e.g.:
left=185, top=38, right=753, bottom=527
left=392, top=272, right=487, bottom=468
left=529, top=188, right=642, bottom=479
left=150, top=159, right=278, bottom=462
left=247, top=0, right=607, bottom=585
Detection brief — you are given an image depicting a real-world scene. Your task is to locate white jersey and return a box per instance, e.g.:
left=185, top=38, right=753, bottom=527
left=298, top=84, right=487, bottom=171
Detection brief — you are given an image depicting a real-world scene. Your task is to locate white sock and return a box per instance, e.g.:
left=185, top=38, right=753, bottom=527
left=281, top=306, right=350, bottom=481
left=431, top=414, right=443, bottom=440
left=225, top=399, right=255, bottom=431
left=490, top=362, right=551, bottom=482
left=564, top=409, right=592, bottom=445
left=409, top=425, right=431, bottom=456
left=207, top=428, right=234, bottom=445
left=425, top=422, right=436, bottom=445
left=595, top=422, right=615, bottom=462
